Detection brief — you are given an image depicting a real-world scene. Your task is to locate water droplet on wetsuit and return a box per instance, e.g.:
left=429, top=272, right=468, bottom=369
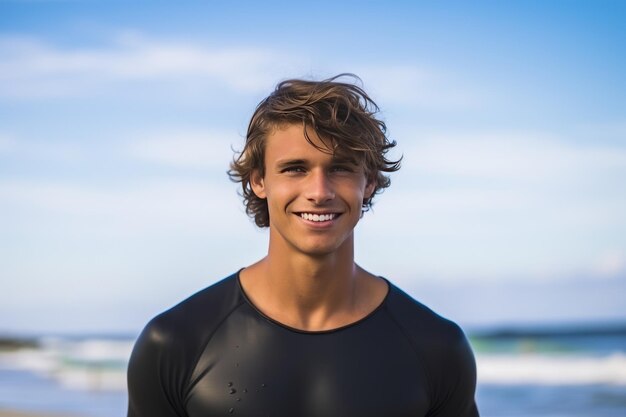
left=228, top=382, right=233, bottom=387
left=229, top=388, right=237, bottom=394
left=229, top=408, right=234, bottom=414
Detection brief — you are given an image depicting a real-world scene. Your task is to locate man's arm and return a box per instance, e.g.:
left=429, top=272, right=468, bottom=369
left=127, top=319, right=185, bottom=417
left=427, top=324, right=479, bottom=417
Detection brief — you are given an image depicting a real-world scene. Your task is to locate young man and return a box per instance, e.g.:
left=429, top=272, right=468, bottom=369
left=127, top=75, right=479, bottom=417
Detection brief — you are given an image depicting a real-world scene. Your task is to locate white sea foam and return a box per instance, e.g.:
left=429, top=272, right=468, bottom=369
left=0, top=337, right=134, bottom=391
left=476, top=352, right=626, bottom=385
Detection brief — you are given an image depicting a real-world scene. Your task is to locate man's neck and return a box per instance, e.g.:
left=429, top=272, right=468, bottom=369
left=267, top=242, right=357, bottom=305
left=239, top=234, right=384, bottom=331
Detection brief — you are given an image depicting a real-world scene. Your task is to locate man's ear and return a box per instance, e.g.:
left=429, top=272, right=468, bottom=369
left=364, top=178, right=376, bottom=200
left=250, top=170, right=267, bottom=199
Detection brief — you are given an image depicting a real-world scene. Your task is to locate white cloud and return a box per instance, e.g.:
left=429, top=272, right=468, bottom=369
left=0, top=33, right=478, bottom=111
left=0, top=134, right=17, bottom=153
left=357, top=65, right=481, bottom=109
left=593, top=250, right=626, bottom=278
left=0, top=178, right=245, bottom=235
left=0, top=128, right=243, bottom=167
left=0, top=132, right=87, bottom=162
left=0, top=33, right=286, bottom=98
left=402, top=131, right=626, bottom=182
left=357, top=130, right=626, bottom=282
left=125, top=129, right=241, bottom=170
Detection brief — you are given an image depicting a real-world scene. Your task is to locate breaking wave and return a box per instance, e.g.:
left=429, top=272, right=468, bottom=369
left=476, top=352, right=626, bottom=385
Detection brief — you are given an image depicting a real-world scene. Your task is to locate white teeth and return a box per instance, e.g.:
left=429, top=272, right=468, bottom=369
left=300, top=213, right=336, bottom=222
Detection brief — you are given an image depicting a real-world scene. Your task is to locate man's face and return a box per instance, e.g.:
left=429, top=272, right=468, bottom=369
left=251, top=124, right=374, bottom=257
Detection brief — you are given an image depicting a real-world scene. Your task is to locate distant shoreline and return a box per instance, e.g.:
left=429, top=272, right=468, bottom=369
left=471, top=322, right=626, bottom=339
left=3, top=320, right=626, bottom=348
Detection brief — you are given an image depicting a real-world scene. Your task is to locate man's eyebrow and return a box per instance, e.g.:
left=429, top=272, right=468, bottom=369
left=274, top=157, right=359, bottom=168
left=275, top=159, right=307, bottom=168
left=331, top=156, right=359, bottom=165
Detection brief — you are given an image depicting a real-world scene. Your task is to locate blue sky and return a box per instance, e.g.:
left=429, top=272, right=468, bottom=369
left=1, top=1, right=625, bottom=334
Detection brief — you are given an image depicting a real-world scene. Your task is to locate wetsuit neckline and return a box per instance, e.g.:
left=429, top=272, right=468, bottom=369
left=235, top=269, right=391, bottom=335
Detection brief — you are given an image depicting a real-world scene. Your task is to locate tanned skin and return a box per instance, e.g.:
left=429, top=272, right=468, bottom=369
left=239, top=123, right=388, bottom=331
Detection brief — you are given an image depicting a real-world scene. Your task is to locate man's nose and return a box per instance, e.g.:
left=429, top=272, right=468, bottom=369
left=305, top=170, right=335, bottom=204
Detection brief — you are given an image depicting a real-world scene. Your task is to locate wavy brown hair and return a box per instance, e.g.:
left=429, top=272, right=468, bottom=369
left=228, top=74, right=401, bottom=227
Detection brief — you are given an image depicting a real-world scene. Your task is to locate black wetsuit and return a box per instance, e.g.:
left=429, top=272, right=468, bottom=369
left=127, top=272, right=479, bottom=417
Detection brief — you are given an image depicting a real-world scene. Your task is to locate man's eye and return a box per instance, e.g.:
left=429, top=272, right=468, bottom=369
left=282, top=166, right=305, bottom=173
left=331, top=165, right=354, bottom=172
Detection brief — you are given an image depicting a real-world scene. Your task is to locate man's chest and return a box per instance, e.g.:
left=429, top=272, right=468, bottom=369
left=183, top=308, right=430, bottom=417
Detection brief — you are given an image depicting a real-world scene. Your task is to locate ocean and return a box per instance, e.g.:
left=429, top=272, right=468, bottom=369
left=471, top=324, right=626, bottom=417
left=1, top=324, right=625, bottom=417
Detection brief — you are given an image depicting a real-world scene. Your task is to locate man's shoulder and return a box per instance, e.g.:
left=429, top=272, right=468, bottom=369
left=137, top=271, right=244, bottom=351
left=128, top=273, right=245, bottom=415
left=383, top=281, right=479, bottom=415
left=384, top=280, right=470, bottom=352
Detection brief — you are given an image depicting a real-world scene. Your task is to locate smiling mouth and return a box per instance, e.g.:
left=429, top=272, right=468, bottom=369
left=298, top=213, right=339, bottom=222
